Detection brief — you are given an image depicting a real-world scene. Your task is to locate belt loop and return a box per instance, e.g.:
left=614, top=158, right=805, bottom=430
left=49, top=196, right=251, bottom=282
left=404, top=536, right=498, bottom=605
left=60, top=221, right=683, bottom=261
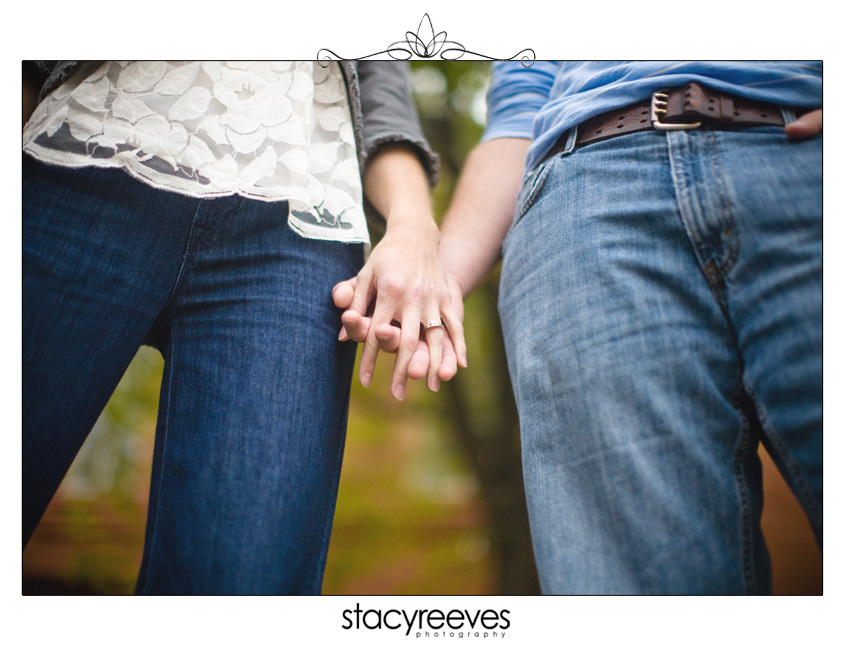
left=562, top=125, right=578, bottom=154
left=781, top=107, right=797, bottom=125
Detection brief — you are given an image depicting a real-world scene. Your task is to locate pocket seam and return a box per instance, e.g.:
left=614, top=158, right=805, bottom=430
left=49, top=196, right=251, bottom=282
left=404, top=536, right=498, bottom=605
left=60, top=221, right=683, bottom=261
left=503, top=156, right=556, bottom=252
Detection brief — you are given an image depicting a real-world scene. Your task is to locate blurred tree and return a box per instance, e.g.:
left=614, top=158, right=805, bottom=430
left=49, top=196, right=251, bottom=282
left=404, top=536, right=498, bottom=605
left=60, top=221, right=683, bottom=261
left=410, top=61, right=540, bottom=595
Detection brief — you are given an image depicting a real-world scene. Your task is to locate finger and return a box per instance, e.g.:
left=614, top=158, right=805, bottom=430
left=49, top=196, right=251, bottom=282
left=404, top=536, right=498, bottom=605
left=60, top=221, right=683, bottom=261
left=422, top=313, right=444, bottom=392
left=341, top=309, right=371, bottom=343
left=332, top=277, right=357, bottom=309
left=391, top=305, right=422, bottom=401
left=407, top=338, right=430, bottom=380
left=374, top=322, right=401, bottom=353
left=358, top=333, right=380, bottom=388
left=784, top=109, right=822, bottom=139
left=334, top=278, right=358, bottom=341
left=440, top=306, right=467, bottom=369
left=359, top=301, right=398, bottom=389
left=438, top=328, right=459, bottom=382
left=348, top=272, right=374, bottom=317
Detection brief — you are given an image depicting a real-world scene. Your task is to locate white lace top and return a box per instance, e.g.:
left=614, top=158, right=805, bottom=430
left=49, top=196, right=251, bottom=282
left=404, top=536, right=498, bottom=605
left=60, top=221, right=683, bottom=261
left=22, top=61, right=369, bottom=244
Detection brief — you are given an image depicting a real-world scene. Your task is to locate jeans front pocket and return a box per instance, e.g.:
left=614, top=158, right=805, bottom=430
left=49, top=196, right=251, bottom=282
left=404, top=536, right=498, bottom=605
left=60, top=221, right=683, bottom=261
left=503, top=155, right=557, bottom=253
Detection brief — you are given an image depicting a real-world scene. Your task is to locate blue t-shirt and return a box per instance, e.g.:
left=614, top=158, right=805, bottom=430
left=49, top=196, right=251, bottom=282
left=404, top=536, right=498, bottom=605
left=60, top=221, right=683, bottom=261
left=483, top=61, right=823, bottom=173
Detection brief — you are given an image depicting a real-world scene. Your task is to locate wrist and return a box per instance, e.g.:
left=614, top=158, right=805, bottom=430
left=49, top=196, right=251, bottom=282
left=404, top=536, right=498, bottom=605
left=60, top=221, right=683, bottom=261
left=384, top=198, right=435, bottom=224
left=439, top=252, right=471, bottom=299
left=439, top=231, right=486, bottom=299
left=384, top=210, right=440, bottom=243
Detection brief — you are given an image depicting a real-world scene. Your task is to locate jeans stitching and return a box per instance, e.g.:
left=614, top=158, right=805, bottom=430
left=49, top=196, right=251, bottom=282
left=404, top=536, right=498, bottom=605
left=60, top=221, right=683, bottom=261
left=507, top=158, right=555, bottom=245
left=667, top=131, right=732, bottom=316
left=671, top=131, right=759, bottom=592
left=157, top=201, right=203, bottom=318
left=190, top=196, right=245, bottom=254
left=311, top=392, right=352, bottom=594
left=667, top=132, right=712, bottom=287
left=709, top=132, right=740, bottom=276
left=743, top=381, right=822, bottom=541
left=138, top=324, right=175, bottom=594
left=732, top=395, right=758, bottom=594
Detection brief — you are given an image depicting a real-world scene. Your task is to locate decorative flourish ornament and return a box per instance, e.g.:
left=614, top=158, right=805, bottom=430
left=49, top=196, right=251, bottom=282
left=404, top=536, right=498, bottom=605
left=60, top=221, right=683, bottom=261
left=318, top=14, right=535, bottom=66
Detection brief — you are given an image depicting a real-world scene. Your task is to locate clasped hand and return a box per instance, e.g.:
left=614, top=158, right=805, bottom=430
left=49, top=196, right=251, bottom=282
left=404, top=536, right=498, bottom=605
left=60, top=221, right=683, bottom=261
left=332, top=219, right=466, bottom=400
left=331, top=109, right=821, bottom=401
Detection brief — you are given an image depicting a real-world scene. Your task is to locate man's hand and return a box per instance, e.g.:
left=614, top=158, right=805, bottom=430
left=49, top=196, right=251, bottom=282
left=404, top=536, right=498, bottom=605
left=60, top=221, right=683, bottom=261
left=334, top=275, right=465, bottom=392
left=785, top=109, right=822, bottom=139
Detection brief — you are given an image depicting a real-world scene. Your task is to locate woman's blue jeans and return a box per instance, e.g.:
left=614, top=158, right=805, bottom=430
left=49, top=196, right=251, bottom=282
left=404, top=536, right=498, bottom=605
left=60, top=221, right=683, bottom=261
left=22, top=156, right=364, bottom=594
left=499, top=126, right=822, bottom=594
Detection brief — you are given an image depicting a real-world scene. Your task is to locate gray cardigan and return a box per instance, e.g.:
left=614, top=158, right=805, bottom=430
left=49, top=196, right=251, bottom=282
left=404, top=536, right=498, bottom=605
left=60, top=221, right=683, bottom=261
left=33, top=60, right=440, bottom=240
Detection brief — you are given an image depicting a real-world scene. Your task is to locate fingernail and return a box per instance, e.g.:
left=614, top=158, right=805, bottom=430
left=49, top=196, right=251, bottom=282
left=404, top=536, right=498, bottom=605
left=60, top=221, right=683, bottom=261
left=430, top=376, right=440, bottom=392
left=394, top=385, right=405, bottom=401
left=362, top=373, right=372, bottom=388
left=338, top=330, right=348, bottom=342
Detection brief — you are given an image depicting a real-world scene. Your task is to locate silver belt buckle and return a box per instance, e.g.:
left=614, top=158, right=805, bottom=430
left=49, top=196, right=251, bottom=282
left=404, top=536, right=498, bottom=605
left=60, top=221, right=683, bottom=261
left=651, top=91, right=702, bottom=131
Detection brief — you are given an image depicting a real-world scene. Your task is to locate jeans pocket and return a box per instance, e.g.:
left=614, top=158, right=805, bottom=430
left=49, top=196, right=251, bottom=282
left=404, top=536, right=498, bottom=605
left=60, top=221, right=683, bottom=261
left=503, top=156, right=556, bottom=253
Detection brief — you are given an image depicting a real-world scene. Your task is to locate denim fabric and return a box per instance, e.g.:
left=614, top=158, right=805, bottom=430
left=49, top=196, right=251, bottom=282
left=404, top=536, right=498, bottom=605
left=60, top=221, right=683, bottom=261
left=498, top=126, right=822, bottom=594
left=22, top=156, right=363, bottom=594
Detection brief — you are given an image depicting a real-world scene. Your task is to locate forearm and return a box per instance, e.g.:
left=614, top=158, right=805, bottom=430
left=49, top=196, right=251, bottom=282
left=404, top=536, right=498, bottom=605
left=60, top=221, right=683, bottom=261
left=439, top=137, right=531, bottom=296
left=353, top=141, right=465, bottom=396
left=363, top=143, right=438, bottom=242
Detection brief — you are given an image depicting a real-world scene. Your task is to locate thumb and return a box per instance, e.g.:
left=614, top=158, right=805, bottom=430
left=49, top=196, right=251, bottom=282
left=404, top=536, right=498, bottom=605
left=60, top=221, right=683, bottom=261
left=332, top=277, right=357, bottom=309
left=785, top=109, right=822, bottom=139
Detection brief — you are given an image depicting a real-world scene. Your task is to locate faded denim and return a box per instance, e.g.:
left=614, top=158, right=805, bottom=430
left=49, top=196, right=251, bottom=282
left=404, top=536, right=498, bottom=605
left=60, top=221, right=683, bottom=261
left=498, top=126, right=822, bottom=594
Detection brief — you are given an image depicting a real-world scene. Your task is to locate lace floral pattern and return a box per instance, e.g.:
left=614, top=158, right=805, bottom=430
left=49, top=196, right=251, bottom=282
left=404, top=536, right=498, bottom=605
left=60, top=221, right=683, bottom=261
left=23, top=61, right=368, bottom=243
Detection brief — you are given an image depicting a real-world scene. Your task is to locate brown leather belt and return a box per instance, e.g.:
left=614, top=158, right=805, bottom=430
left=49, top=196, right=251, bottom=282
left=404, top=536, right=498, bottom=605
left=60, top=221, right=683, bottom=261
left=540, top=83, right=785, bottom=164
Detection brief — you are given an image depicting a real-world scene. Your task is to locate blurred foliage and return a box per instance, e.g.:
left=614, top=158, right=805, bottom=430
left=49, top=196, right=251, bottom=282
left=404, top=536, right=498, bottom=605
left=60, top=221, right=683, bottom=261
left=22, top=347, right=162, bottom=594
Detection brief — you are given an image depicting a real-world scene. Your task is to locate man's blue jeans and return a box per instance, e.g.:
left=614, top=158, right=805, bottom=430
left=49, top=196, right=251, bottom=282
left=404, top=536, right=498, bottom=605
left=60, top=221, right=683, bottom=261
left=498, top=126, right=822, bottom=594
left=22, top=156, right=364, bottom=594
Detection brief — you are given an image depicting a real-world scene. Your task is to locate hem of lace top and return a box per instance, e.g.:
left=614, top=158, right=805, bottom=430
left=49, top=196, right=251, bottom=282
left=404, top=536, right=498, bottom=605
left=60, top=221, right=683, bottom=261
left=287, top=217, right=369, bottom=245
left=23, top=146, right=371, bottom=246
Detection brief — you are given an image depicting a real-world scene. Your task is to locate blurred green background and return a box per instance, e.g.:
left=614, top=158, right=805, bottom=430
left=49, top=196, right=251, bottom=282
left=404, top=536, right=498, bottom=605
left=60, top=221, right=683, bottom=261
left=22, top=61, right=821, bottom=595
